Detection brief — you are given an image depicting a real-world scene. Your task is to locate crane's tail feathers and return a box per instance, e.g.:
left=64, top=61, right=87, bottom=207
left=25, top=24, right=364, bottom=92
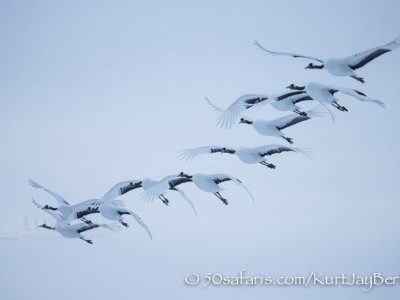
left=177, top=150, right=194, bottom=161
left=111, top=199, right=126, bottom=207
left=100, top=222, right=122, bottom=233
left=308, top=104, right=336, bottom=123
left=306, top=104, right=330, bottom=118
left=139, top=192, right=155, bottom=203
left=322, top=103, right=336, bottom=124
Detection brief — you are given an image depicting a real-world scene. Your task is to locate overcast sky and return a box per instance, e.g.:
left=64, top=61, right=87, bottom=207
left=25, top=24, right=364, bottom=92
left=1, top=1, right=400, bottom=299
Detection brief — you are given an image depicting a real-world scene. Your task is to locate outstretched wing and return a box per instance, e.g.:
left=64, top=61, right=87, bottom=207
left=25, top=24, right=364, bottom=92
left=254, top=40, right=324, bottom=63
left=212, top=173, right=255, bottom=203
left=169, top=177, right=193, bottom=189
left=31, top=196, right=44, bottom=209
left=174, top=187, right=197, bottom=216
left=343, top=35, right=400, bottom=70
left=75, top=222, right=122, bottom=233
left=255, top=144, right=312, bottom=160
left=99, top=180, right=142, bottom=206
left=60, top=199, right=101, bottom=222
left=125, top=209, right=153, bottom=240
left=274, top=90, right=308, bottom=102
left=177, top=146, right=235, bottom=161
left=273, top=114, right=310, bottom=130
left=76, top=223, right=100, bottom=233
left=39, top=206, right=65, bottom=222
left=273, top=90, right=313, bottom=104
left=273, top=104, right=327, bottom=130
left=210, top=174, right=235, bottom=185
left=141, top=175, right=192, bottom=202
left=254, top=145, right=296, bottom=157
left=206, top=94, right=269, bottom=129
left=141, top=175, right=174, bottom=202
left=28, top=179, right=69, bottom=205
left=73, top=206, right=101, bottom=219
left=322, top=84, right=385, bottom=108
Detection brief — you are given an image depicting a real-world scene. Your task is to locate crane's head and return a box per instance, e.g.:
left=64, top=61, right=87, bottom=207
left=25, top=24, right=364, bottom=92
left=38, top=224, right=54, bottom=230
left=178, top=172, right=192, bottom=179
left=42, top=204, right=58, bottom=210
left=305, top=63, right=324, bottom=69
left=286, top=84, right=306, bottom=90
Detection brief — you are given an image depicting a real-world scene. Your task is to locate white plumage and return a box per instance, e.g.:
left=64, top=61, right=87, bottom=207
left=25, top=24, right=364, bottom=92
left=205, top=94, right=269, bottom=129
left=178, top=144, right=309, bottom=169
left=33, top=197, right=121, bottom=244
left=140, top=175, right=197, bottom=215
left=29, top=179, right=142, bottom=212
left=239, top=106, right=326, bottom=144
left=30, top=180, right=153, bottom=239
left=287, top=82, right=385, bottom=112
left=205, top=92, right=315, bottom=129
left=255, top=35, right=400, bottom=83
left=177, top=172, right=255, bottom=205
left=267, top=90, right=313, bottom=115
left=75, top=200, right=153, bottom=240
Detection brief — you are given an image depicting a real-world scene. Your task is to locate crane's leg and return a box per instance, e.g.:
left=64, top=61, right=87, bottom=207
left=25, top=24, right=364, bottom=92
left=283, top=136, right=293, bottom=144
left=351, top=75, right=365, bottom=84
left=80, top=237, right=93, bottom=244
left=259, top=161, right=276, bottom=169
left=332, top=101, right=348, bottom=112
left=119, top=219, right=129, bottom=228
left=158, top=195, right=169, bottom=205
left=294, top=109, right=307, bottom=116
left=213, top=192, right=228, bottom=205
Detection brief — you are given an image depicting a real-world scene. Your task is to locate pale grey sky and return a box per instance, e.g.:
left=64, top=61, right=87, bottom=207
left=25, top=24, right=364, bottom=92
left=1, top=1, right=400, bottom=299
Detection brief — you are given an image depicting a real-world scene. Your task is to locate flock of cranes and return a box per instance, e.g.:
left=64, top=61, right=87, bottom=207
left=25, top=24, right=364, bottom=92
left=31, top=34, right=399, bottom=244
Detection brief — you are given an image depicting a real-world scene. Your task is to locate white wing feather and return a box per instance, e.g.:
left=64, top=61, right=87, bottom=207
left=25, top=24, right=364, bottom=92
left=204, top=96, right=224, bottom=112
left=31, top=196, right=44, bottom=209
left=206, top=95, right=269, bottom=129
left=252, top=144, right=313, bottom=160
left=125, top=209, right=153, bottom=239
left=98, top=222, right=122, bottom=233
left=174, top=187, right=197, bottom=216
left=323, top=84, right=385, bottom=108
left=28, top=179, right=69, bottom=206
left=342, top=35, right=400, bottom=67
left=177, top=146, right=225, bottom=161
left=272, top=105, right=327, bottom=126
left=140, top=175, right=176, bottom=202
left=213, top=174, right=255, bottom=203
left=99, top=180, right=141, bottom=206
left=254, top=40, right=324, bottom=63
